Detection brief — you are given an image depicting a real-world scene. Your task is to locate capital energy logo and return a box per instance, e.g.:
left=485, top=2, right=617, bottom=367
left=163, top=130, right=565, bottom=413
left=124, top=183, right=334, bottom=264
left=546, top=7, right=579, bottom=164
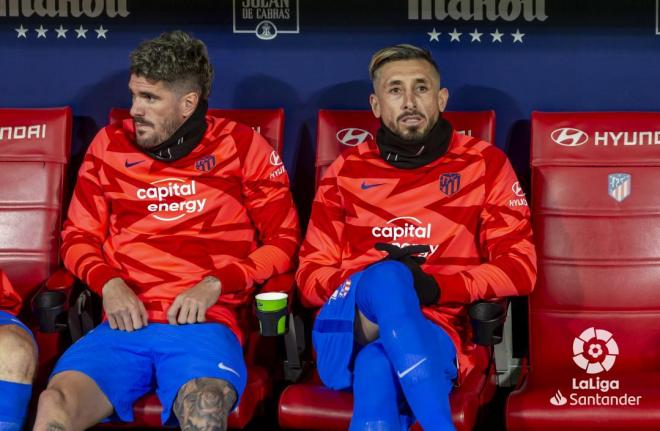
left=137, top=178, right=206, bottom=222
left=371, top=216, right=438, bottom=257
left=336, top=128, right=373, bottom=147
left=549, top=327, right=642, bottom=408
left=233, top=0, right=300, bottom=40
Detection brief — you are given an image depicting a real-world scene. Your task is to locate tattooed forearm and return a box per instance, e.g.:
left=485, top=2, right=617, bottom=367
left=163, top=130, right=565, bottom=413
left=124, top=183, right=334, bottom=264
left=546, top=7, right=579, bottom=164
left=46, top=422, right=67, bottom=431
left=174, top=378, right=237, bottom=431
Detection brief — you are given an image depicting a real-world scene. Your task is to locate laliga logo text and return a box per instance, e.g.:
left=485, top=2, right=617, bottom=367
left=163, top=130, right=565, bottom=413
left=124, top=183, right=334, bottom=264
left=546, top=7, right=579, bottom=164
left=550, top=327, right=642, bottom=407
left=137, top=178, right=206, bottom=222
left=371, top=216, right=438, bottom=257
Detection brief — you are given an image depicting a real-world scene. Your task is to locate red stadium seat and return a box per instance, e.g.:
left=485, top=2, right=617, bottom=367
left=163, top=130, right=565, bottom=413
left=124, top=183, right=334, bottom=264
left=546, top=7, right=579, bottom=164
left=506, top=112, right=660, bottom=431
left=0, top=107, right=72, bottom=383
left=278, top=109, right=498, bottom=431
left=108, top=107, right=286, bottom=154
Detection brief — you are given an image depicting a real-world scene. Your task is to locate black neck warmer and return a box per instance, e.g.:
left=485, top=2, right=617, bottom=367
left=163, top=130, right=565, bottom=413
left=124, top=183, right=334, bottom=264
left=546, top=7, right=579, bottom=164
left=143, top=99, right=209, bottom=162
left=376, top=115, right=453, bottom=169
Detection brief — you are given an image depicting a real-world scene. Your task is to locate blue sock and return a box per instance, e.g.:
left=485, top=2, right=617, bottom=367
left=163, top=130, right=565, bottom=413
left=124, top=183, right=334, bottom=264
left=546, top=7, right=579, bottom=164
left=356, top=261, right=457, bottom=431
left=350, top=342, right=402, bottom=431
left=0, top=380, right=32, bottom=431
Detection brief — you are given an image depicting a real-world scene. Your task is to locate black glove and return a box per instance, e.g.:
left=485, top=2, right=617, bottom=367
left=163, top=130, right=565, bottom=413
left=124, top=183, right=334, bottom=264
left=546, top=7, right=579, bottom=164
left=374, top=242, right=440, bottom=306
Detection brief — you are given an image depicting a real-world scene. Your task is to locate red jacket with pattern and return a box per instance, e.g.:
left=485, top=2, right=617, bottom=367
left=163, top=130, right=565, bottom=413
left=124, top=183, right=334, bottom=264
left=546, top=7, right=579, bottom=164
left=62, top=117, right=300, bottom=344
left=0, top=271, right=22, bottom=316
left=296, top=132, right=537, bottom=379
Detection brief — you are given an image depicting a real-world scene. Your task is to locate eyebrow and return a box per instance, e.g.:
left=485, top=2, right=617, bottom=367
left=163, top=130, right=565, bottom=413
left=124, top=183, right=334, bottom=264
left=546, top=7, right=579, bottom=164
left=385, top=77, right=430, bottom=86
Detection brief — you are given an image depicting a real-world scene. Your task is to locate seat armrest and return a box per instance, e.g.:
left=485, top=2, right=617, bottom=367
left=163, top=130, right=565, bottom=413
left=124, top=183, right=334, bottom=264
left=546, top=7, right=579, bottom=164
left=32, top=268, right=76, bottom=333
left=468, top=298, right=508, bottom=346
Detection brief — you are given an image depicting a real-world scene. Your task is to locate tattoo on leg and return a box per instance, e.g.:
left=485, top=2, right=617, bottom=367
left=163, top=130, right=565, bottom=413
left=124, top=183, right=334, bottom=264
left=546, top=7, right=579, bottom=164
left=46, top=422, right=67, bottom=431
left=173, top=378, right=237, bottom=431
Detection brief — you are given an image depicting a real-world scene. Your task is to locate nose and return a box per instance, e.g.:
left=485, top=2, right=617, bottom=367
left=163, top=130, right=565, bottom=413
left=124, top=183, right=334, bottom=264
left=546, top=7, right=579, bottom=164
left=402, top=90, right=416, bottom=111
left=129, top=98, right=143, bottom=118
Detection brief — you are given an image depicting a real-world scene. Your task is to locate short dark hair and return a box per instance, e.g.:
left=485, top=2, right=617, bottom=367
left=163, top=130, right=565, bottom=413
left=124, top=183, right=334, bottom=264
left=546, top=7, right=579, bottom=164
left=130, top=31, right=214, bottom=99
left=369, top=44, right=441, bottom=85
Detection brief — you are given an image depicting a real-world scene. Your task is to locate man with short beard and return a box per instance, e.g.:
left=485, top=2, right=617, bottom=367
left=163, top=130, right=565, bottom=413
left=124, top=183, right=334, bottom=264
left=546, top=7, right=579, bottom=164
left=296, top=44, right=537, bottom=430
left=0, top=270, right=37, bottom=431
left=34, top=31, right=300, bottom=431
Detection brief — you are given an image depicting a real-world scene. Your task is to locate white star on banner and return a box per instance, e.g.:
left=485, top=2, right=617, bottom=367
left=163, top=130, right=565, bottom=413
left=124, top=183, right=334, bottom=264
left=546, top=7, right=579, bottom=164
left=75, top=25, right=88, bottom=39
left=15, top=25, right=28, bottom=38
left=95, top=25, right=108, bottom=39
left=512, top=29, right=525, bottom=43
left=448, top=28, right=462, bottom=42
left=469, top=28, right=483, bottom=42
left=35, top=25, right=48, bottom=39
left=427, top=27, right=440, bottom=42
left=491, top=29, right=504, bottom=43
left=55, top=25, right=68, bottom=39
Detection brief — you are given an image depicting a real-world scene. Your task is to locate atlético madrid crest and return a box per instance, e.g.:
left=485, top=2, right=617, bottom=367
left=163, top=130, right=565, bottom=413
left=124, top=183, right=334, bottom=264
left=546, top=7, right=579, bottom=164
left=439, top=173, right=461, bottom=196
left=608, top=173, right=631, bottom=202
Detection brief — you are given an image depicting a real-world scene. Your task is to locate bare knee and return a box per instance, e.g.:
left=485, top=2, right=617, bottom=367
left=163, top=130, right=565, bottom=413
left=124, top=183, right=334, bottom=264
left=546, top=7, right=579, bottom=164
left=174, top=378, right=237, bottom=431
left=35, top=386, right=70, bottom=430
left=0, top=324, right=37, bottom=383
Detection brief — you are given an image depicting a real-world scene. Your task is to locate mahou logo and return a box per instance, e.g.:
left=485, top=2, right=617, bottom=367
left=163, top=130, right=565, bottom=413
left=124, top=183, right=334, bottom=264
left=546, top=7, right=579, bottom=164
left=572, top=327, right=619, bottom=374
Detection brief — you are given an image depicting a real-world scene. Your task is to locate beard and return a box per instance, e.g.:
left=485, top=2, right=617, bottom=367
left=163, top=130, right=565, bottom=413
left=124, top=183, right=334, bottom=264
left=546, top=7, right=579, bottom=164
left=133, top=115, right=182, bottom=149
left=390, top=111, right=437, bottom=141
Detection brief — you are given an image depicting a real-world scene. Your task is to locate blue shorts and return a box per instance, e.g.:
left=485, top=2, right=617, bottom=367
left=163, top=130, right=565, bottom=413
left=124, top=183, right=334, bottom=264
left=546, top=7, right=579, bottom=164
left=312, top=270, right=456, bottom=391
left=0, top=310, right=33, bottom=341
left=51, top=322, right=247, bottom=425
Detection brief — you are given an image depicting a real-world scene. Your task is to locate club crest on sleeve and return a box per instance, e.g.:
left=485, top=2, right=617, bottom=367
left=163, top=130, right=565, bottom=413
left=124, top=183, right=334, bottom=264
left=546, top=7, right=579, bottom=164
left=439, top=173, right=461, bottom=196
left=195, top=155, right=216, bottom=172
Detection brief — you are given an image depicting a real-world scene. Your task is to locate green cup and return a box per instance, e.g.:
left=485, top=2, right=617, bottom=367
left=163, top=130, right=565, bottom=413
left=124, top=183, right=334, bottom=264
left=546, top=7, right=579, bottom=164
left=255, top=292, right=288, bottom=336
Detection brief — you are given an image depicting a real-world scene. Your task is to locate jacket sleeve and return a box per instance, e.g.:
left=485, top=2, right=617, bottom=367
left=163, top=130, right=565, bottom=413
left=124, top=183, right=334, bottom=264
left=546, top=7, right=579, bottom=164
left=295, top=160, right=356, bottom=308
left=0, top=271, right=22, bottom=316
left=61, top=130, right=122, bottom=295
left=210, top=131, right=301, bottom=293
left=435, top=147, right=537, bottom=305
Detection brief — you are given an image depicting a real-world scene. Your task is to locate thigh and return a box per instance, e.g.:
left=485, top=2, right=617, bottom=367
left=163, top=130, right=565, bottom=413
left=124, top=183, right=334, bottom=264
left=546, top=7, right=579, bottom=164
left=51, top=322, right=155, bottom=422
left=153, top=323, right=247, bottom=426
left=0, top=314, right=37, bottom=383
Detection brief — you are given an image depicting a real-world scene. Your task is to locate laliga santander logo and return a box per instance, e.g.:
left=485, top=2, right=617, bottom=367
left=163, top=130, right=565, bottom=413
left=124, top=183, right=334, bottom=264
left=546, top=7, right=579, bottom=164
left=572, top=327, right=619, bottom=374
left=137, top=178, right=207, bottom=222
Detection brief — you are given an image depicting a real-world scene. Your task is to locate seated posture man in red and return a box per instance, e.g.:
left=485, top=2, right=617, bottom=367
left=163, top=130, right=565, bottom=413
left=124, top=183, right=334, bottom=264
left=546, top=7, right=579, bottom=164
left=34, top=31, right=300, bottom=431
left=0, top=270, right=37, bottom=431
left=297, top=44, right=537, bottom=431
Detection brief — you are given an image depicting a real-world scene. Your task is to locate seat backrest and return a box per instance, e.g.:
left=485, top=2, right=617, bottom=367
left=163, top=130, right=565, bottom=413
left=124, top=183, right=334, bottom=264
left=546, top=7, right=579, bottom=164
left=315, top=110, right=495, bottom=187
left=529, top=112, right=660, bottom=382
left=0, top=107, right=72, bottom=299
left=108, top=108, right=285, bottom=153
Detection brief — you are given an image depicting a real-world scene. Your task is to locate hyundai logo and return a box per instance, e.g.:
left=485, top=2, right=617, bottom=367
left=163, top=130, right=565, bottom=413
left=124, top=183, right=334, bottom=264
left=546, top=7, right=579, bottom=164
left=551, top=128, right=589, bottom=147
left=336, top=128, right=373, bottom=147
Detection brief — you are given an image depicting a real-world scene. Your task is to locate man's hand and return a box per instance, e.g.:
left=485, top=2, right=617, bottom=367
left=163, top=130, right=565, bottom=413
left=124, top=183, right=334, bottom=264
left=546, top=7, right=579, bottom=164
left=375, top=242, right=441, bottom=306
left=102, top=278, right=148, bottom=331
left=167, top=276, right=221, bottom=325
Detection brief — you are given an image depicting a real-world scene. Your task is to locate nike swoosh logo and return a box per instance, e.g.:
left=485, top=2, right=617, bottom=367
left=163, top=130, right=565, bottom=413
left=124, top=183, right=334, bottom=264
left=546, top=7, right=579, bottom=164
left=124, top=159, right=145, bottom=168
left=218, top=362, right=240, bottom=378
left=361, top=181, right=385, bottom=190
left=397, top=357, right=427, bottom=379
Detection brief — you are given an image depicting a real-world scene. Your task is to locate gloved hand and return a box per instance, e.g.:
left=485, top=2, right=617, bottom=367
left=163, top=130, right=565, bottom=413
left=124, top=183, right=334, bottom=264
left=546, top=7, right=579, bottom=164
left=374, top=242, right=440, bottom=306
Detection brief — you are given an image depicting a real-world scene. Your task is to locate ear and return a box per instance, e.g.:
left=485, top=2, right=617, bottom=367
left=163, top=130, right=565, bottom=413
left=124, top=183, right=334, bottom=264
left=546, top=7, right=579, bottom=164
left=369, top=93, right=381, bottom=119
left=180, top=92, right=200, bottom=118
left=437, top=87, right=449, bottom=113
